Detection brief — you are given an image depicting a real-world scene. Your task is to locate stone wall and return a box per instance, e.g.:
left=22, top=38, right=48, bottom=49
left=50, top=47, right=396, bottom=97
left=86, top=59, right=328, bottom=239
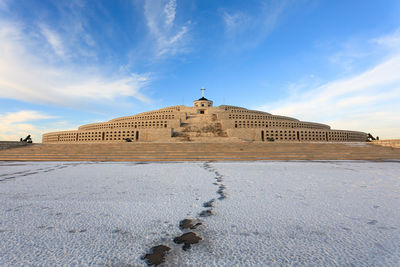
left=227, top=128, right=367, bottom=142
left=138, top=128, right=173, bottom=142
left=42, top=128, right=173, bottom=143
left=226, top=128, right=260, bottom=141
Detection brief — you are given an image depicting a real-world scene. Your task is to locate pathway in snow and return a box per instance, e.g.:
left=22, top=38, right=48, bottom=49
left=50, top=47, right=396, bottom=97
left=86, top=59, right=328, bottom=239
left=142, top=161, right=228, bottom=265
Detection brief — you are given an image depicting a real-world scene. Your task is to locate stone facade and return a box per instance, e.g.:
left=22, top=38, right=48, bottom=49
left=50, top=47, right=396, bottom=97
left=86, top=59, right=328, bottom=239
left=42, top=97, right=368, bottom=143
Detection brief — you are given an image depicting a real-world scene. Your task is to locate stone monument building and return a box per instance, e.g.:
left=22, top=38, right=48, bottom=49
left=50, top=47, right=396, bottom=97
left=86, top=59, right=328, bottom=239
left=42, top=91, right=367, bottom=143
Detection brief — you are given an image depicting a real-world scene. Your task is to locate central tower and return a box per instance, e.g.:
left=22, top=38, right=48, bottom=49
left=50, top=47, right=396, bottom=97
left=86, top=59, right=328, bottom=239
left=193, top=88, right=213, bottom=114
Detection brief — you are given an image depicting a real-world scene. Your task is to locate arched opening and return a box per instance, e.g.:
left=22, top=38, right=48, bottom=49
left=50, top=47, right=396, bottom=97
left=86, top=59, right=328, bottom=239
left=261, top=130, right=264, bottom=141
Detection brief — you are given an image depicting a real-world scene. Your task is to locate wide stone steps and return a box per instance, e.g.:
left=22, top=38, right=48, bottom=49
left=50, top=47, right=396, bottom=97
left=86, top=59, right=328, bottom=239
left=0, top=142, right=399, bottom=161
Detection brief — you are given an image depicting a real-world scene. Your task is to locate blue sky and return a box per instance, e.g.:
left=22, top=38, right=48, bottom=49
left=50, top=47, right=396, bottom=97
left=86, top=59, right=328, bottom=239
left=1, top=0, right=400, bottom=141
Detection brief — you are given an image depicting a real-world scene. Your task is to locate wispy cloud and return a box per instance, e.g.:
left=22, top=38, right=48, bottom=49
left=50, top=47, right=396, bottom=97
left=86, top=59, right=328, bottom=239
left=144, top=0, right=190, bottom=57
left=41, top=1, right=99, bottom=61
left=39, top=24, right=68, bottom=59
left=328, top=43, right=371, bottom=73
left=0, top=19, right=151, bottom=108
left=223, top=11, right=251, bottom=34
left=258, top=32, right=400, bottom=139
left=326, top=32, right=398, bottom=74
left=0, top=110, right=54, bottom=141
left=221, top=0, right=289, bottom=47
left=164, top=0, right=177, bottom=27
left=372, top=29, right=400, bottom=49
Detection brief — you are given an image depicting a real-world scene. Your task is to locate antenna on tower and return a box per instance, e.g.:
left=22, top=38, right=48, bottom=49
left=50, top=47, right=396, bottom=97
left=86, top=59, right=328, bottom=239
left=200, top=87, right=206, bottom=97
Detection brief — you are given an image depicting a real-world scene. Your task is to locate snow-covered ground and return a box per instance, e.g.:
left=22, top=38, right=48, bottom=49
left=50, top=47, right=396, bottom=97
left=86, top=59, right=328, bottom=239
left=0, top=161, right=399, bottom=266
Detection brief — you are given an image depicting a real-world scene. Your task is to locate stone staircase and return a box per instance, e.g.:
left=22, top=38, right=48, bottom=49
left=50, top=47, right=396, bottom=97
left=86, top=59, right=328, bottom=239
left=173, top=113, right=228, bottom=141
left=0, top=142, right=399, bottom=161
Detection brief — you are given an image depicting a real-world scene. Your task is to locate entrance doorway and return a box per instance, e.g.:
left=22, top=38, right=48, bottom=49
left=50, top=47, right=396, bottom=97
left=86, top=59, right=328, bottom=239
left=261, top=130, right=264, bottom=141
left=200, top=110, right=204, bottom=114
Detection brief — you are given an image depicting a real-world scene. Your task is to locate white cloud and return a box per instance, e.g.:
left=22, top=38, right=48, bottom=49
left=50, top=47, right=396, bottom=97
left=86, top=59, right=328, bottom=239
left=221, top=0, right=288, bottom=46
left=258, top=54, right=400, bottom=139
left=0, top=20, right=151, bottom=108
left=372, top=29, right=400, bottom=49
left=144, top=0, right=190, bottom=57
left=328, top=45, right=370, bottom=73
left=39, top=24, right=67, bottom=59
left=223, top=11, right=250, bottom=34
left=0, top=110, right=55, bottom=142
left=42, top=1, right=98, bottom=60
left=83, top=33, right=95, bottom=47
left=164, top=0, right=176, bottom=28
left=328, top=112, right=400, bottom=140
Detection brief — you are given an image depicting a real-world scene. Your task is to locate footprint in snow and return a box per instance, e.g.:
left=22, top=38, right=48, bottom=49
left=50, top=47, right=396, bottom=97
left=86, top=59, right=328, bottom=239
left=199, top=209, right=214, bottom=217
left=173, top=232, right=202, bottom=251
left=179, top=218, right=202, bottom=230
left=142, top=245, right=171, bottom=266
left=203, top=199, right=215, bottom=208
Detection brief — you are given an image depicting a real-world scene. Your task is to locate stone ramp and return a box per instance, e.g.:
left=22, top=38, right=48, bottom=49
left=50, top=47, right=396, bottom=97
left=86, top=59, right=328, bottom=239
left=0, top=142, right=399, bottom=161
